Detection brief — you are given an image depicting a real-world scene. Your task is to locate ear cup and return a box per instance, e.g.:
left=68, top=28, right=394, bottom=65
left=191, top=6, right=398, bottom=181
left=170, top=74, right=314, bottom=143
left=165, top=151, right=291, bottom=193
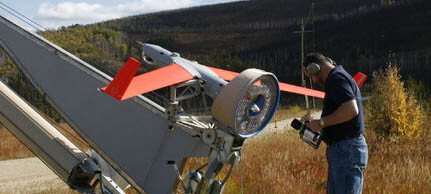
left=306, top=63, right=321, bottom=75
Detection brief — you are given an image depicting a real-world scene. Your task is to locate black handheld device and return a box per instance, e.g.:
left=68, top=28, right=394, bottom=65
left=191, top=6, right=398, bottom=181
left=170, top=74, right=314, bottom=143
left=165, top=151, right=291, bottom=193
left=291, top=119, right=322, bottom=149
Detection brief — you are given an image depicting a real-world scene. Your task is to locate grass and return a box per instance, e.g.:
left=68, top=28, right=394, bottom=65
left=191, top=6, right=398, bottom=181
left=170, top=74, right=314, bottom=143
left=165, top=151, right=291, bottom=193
left=362, top=130, right=431, bottom=193
left=2, top=113, right=431, bottom=193
left=0, top=124, right=33, bottom=160
left=179, top=126, right=431, bottom=194
left=271, top=105, right=319, bottom=122
left=0, top=120, right=89, bottom=160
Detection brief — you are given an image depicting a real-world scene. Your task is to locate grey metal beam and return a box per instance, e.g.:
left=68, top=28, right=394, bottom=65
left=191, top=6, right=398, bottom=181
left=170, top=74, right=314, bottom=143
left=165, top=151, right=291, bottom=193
left=0, top=14, right=210, bottom=194
left=0, top=80, right=87, bottom=183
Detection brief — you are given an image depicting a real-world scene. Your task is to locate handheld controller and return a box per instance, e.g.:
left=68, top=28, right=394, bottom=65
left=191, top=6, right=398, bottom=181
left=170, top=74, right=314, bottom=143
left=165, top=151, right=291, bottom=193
left=291, top=119, right=322, bottom=149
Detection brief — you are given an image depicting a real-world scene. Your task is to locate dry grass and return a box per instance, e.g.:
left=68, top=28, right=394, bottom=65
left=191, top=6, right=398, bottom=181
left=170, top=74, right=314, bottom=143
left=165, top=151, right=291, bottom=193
left=226, top=130, right=328, bottom=194
left=176, top=129, right=327, bottom=194
left=363, top=130, right=431, bottom=194
left=2, top=116, right=431, bottom=194
left=3, top=122, right=431, bottom=194
left=0, top=120, right=89, bottom=161
left=0, top=125, right=33, bottom=160
left=271, top=105, right=318, bottom=122
left=179, top=128, right=431, bottom=194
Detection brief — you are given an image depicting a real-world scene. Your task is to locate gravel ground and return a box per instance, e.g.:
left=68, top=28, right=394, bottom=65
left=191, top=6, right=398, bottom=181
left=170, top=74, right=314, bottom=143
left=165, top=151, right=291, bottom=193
left=0, top=157, right=70, bottom=194
left=262, top=111, right=322, bottom=136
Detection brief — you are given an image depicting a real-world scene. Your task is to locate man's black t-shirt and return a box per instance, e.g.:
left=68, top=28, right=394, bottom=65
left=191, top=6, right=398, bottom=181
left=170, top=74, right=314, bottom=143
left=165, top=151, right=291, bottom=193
left=321, top=65, right=364, bottom=143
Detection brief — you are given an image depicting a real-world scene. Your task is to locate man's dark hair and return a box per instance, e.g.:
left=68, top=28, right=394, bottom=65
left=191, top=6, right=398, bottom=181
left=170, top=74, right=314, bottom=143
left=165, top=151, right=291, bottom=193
left=303, top=53, right=329, bottom=67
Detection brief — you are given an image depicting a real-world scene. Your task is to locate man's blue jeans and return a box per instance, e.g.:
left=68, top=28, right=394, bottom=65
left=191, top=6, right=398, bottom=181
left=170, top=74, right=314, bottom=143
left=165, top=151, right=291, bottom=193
left=326, top=135, right=368, bottom=194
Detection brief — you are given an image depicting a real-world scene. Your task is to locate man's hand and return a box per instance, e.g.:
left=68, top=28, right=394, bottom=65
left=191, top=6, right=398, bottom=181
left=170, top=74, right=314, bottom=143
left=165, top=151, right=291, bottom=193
left=306, top=119, right=323, bottom=133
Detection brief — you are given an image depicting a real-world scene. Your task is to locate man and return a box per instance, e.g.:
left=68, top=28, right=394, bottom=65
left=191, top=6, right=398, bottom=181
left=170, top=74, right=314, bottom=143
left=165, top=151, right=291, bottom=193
left=303, top=53, right=368, bottom=194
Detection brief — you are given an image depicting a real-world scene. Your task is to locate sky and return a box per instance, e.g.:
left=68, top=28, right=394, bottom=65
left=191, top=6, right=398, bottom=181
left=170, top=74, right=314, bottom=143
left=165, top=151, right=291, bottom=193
left=0, top=0, right=241, bottom=30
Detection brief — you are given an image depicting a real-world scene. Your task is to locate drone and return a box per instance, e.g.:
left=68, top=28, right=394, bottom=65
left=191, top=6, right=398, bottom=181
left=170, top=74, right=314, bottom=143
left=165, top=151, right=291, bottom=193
left=0, top=13, right=366, bottom=194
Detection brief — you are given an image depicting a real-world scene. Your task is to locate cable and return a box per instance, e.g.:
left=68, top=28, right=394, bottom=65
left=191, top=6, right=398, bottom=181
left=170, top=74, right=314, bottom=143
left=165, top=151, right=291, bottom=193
left=99, top=173, right=106, bottom=194
left=239, top=149, right=244, bottom=194
left=0, top=1, right=47, bottom=31
left=0, top=6, right=40, bottom=31
left=0, top=1, right=47, bottom=30
left=221, top=157, right=251, bottom=194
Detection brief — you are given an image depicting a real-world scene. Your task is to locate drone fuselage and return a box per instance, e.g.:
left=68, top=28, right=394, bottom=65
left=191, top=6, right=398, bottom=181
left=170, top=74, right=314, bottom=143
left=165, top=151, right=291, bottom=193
left=140, top=43, right=228, bottom=98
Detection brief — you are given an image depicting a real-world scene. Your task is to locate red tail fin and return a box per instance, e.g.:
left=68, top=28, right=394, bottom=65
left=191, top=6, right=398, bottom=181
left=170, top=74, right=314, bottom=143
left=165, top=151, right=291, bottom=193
left=353, top=72, right=368, bottom=88
left=102, top=58, right=194, bottom=101
left=102, top=57, right=141, bottom=100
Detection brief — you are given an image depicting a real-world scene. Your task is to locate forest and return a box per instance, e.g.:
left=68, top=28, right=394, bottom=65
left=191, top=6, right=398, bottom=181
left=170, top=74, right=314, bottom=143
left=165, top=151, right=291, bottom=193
left=1, top=0, right=430, bottom=109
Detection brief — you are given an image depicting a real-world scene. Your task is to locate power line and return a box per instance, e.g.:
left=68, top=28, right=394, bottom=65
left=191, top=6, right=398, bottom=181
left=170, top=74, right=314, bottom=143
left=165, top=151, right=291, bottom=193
left=0, top=1, right=47, bottom=31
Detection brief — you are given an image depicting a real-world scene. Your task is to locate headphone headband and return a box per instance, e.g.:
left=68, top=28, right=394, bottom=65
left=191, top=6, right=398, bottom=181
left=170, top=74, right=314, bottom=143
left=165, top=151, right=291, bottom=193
left=305, top=56, right=336, bottom=75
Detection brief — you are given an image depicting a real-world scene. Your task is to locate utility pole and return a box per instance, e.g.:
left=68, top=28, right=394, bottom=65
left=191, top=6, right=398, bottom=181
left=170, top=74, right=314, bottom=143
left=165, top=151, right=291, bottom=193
left=310, top=0, right=316, bottom=109
left=300, top=18, right=309, bottom=109
left=311, top=0, right=315, bottom=53
left=295, top=18, right=312, bottom=109
left=294, top=1, right=317, bottom=110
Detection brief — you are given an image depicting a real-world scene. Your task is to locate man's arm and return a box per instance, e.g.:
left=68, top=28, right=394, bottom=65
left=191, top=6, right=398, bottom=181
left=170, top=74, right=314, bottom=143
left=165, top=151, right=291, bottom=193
left=307, top=99, right=359, bottom=132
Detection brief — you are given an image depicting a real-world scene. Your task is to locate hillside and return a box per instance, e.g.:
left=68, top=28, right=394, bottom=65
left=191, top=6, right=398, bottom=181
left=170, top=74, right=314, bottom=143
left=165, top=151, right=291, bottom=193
left=94, top=0, right=431, bottom=88
left=2, top=0, right=431, bottom=107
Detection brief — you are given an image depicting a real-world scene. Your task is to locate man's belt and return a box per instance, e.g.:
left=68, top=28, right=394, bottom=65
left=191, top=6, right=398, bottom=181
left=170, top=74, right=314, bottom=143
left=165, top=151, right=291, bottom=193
left=324, top=133, right=362, bottom=146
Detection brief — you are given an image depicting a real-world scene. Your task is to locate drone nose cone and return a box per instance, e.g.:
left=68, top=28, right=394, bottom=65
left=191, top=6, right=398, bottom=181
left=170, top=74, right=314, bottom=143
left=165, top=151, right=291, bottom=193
left=139, top=43, right=175, bottom=66
left=141, top=43, right=155, bottom=53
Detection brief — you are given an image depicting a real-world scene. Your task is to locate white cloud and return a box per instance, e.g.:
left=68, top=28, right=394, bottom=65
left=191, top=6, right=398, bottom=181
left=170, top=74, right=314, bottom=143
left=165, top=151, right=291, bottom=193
left=35, top=0, right=241, bottom=29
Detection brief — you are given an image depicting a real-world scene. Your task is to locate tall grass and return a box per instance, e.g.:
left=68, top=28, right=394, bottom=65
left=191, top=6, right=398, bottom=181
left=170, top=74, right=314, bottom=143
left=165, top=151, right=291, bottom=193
left=272, top=105, right=319, bottom=122
left=2, top=101, right=431, bottom=193
left=232, top=130, right=327, bottom=194
left=0, top=120, right=89, bottom=161
left=363, top=129, right=431, bottom=193
left=2, top=120, right=431, bottom=193
left=180, top=128, right=431, bottom=194
left=0, top=125, right=33, bottom=160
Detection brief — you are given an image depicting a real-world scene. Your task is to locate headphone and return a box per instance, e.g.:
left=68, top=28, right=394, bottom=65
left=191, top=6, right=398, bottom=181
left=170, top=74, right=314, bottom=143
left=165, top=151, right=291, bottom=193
left=306, top=63, right=321, bottom=75
left=306, top=57, right=336, bottom=75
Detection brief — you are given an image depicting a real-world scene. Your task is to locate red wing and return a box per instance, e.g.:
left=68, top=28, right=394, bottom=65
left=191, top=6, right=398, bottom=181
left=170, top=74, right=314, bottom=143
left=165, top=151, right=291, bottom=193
left=353, top=72, right=368, bottom=88
left=208, top=67, right=239, bottom=81
left=209, top=66, right=325, bottom=99
left=279, top=83, right=325, bottom=99
left=102, top=58, right=194, bottom=101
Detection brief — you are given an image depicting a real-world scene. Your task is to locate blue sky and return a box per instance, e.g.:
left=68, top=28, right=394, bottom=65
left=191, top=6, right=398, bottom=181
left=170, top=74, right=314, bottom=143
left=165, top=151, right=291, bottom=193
left=0, top=0, right=241, bottom=30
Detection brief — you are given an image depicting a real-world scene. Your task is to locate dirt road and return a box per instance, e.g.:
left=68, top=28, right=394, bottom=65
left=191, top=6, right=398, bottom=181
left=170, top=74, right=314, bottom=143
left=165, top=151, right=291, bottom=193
left=0, top=157, right=70, bottom=194
left=262, top=111, right=322, bottom=136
